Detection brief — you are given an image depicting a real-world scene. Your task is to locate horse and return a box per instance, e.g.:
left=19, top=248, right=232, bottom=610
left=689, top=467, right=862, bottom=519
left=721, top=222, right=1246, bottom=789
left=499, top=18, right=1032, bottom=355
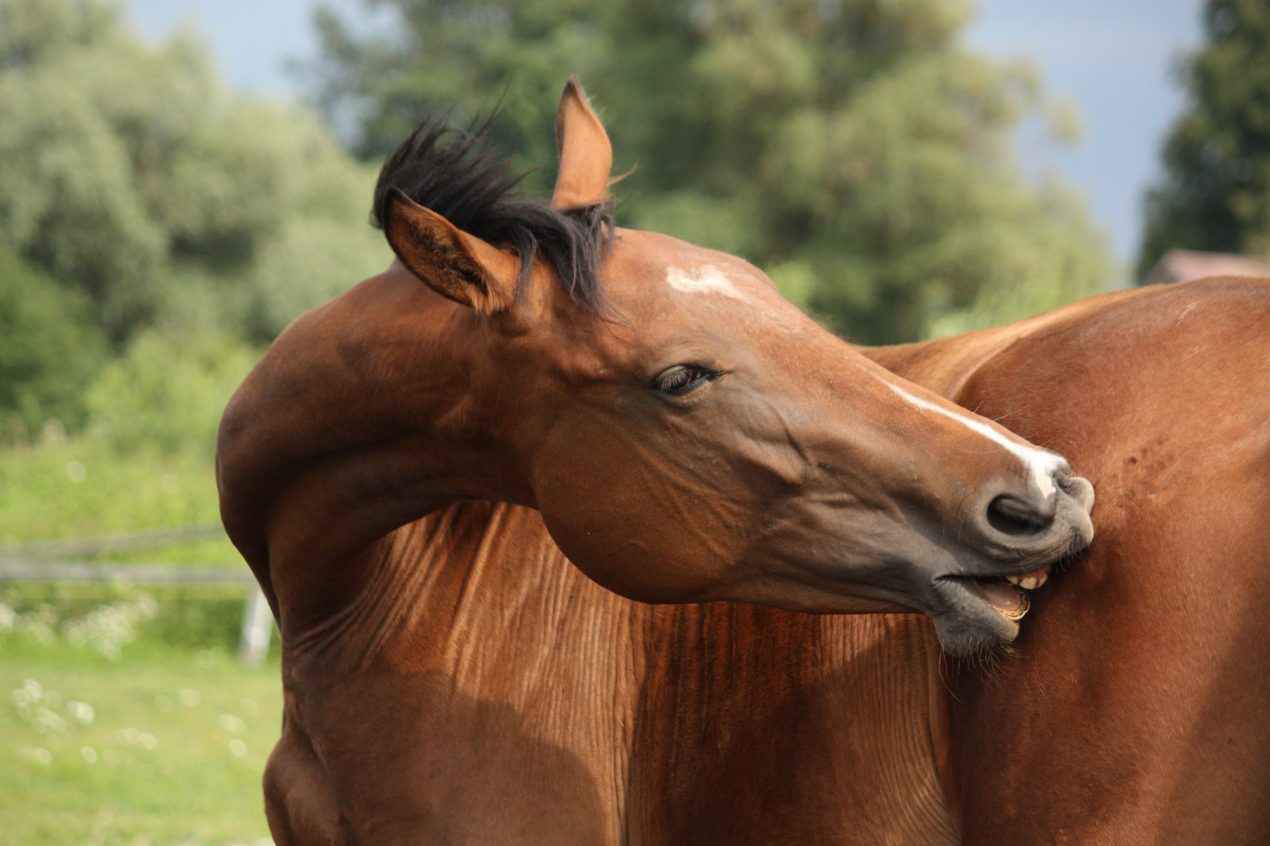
left=868, top=282, right=1270, bottom=842
left=623, top=279, right=1270, bottom=844
left=217, top=80, right=1268, bottom=843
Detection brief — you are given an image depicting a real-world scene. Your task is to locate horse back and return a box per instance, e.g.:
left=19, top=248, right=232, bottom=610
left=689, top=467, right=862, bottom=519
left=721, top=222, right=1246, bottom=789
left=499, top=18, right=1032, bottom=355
left=932, top=277, right=1270, bottom=842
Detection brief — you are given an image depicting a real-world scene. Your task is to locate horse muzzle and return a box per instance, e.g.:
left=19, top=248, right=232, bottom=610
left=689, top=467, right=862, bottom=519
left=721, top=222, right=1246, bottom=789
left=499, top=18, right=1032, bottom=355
left=929, top=469, right=1095, bottom=653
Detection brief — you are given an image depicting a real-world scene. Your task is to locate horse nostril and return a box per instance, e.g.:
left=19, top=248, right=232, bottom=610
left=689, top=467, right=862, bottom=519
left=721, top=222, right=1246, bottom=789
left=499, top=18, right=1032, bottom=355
left=986, top=494, right=1053, bottom=537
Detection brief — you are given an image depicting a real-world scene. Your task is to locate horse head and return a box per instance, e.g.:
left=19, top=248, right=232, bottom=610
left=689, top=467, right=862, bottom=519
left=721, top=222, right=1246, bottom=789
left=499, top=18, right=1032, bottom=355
left=223, top=79, right=1094, bottom=655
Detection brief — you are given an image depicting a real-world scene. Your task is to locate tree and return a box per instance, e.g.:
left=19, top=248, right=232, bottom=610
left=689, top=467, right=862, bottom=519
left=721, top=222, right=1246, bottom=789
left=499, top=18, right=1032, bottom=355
left=0, top=247, right=106, bottom=438
left=0, top=0, right=388, bottom=343
left=306, top=0, right=1113, bottom=342
left=1138, top=0, right=1270, bottom=278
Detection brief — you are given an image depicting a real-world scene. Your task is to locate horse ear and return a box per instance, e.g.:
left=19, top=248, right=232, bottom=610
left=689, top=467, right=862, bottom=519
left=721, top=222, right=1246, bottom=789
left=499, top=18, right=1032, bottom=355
left=382, top=188, right=520, bottom=313
left=551, top=76, right=612, bottom=209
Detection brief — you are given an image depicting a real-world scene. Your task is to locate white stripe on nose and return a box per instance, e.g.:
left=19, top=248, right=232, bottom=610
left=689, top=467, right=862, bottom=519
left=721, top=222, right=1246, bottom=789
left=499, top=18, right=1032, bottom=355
left=882, top=382, right=1062, bottom=498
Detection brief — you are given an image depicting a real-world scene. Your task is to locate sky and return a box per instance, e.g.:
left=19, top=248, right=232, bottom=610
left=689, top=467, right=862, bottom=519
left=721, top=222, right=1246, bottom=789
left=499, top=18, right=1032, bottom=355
left=127, top=0, right=1206, bottom=272
left=964, top=0, right=1204, bottom=268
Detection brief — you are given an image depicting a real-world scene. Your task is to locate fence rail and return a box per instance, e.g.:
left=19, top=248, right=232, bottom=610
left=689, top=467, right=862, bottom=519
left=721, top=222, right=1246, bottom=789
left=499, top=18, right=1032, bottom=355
left=0, top=527, right=272, bottom=665
left=0, top=525, right=225, bottom=559
left=0, top=560, right=255, bottom=584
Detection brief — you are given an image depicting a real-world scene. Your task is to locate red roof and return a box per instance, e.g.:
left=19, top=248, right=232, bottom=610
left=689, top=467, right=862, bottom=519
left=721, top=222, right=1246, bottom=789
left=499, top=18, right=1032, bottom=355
left=1144, top=249, right=1270, bottom=285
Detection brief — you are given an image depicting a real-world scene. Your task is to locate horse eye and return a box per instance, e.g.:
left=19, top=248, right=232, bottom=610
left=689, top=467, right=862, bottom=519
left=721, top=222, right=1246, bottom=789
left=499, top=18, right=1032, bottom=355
left=653, top=365, right=720, bottom=396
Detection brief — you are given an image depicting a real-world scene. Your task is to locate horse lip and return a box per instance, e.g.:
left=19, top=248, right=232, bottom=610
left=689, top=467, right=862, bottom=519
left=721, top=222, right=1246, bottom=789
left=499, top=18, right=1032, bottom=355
left=936, top=561, right=1061, bottom=583
left=927, top=576, right=1023, bottom=647
left=939, top=549, right=1075, bottom=589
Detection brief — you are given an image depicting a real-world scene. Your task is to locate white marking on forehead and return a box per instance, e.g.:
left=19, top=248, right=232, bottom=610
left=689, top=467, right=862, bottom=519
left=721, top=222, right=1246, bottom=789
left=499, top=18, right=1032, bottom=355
left=882, top=380, right=1061, bottom=498
left=665, top=265, right=750, bottom=302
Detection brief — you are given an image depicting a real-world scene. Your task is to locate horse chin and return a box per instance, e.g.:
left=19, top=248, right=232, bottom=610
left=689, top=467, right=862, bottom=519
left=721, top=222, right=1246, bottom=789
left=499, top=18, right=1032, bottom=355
left=929, top=576, right=1031, bottom=656
left=932, top=611, right=1019, bottom=657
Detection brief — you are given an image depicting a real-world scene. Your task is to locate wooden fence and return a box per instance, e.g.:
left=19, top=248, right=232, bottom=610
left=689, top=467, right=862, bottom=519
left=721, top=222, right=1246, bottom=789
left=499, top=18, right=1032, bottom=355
left=0, top=526, right=273, bottom=665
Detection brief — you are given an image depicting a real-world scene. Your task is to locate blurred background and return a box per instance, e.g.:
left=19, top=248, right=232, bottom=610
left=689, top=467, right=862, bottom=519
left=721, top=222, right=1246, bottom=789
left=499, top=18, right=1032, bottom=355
left=2, top=0, right=1265, bottom=841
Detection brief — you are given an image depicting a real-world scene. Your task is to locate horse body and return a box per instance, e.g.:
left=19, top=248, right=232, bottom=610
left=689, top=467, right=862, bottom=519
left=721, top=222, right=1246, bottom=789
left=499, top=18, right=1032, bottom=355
left=872, top=277, right=1270, bottom=843
left=243, top=273, right=1270, bottom=844
left=218, top=82, right=1269, bottom=843
left=627, top=606, right=956, bottom=844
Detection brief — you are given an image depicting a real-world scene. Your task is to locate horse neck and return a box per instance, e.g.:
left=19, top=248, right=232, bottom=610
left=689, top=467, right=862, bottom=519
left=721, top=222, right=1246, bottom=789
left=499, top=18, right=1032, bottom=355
left=217, top=268, right=530, bottom=627
left=295, top=500, right=651, bottom=841
left=628, top=605, right=956, bottom=842
left=302, top=500, right=648, bottom=684
left=346, top=507, right=956, bottom=841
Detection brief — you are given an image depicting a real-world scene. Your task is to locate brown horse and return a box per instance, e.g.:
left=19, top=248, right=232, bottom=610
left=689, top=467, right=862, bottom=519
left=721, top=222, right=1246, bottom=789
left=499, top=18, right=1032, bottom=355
left=217, top=82, right=1267, bottom=843
left=868, top=282, right=1270, bottom=843
left=218, top=82, right=1091, bottom=662
left=627, top=278, right=1270, bottom=844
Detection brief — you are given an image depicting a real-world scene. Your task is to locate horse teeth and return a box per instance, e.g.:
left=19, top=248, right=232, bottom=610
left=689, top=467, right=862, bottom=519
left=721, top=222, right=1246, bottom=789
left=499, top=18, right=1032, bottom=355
left=1000, top=593, right=1031, bottom=621
left=1005, top=570, right=1049, bottom=591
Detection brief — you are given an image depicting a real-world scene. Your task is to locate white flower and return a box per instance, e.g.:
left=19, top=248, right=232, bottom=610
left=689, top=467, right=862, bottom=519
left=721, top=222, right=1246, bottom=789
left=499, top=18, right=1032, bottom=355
left=67, top=701, right=95, bottom=725
left=63, top=594, right=158, bottom=660
left=33, top=707, right=66, bottom=734
left=217, top=713, right=246, bottom=734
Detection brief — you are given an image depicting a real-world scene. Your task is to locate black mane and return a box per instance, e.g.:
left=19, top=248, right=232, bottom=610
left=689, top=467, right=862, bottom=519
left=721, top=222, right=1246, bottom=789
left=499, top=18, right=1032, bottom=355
left=372, top=114, right=613, bottom=311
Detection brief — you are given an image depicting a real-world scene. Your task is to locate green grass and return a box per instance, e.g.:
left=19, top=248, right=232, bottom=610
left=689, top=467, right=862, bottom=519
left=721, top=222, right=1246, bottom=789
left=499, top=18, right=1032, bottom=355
left=0, top=641, right=281, bottom=845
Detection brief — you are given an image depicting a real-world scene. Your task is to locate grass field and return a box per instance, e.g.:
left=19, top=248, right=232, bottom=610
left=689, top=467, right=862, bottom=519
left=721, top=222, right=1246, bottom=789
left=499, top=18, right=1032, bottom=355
left=0, top=641, right=281, bottom=845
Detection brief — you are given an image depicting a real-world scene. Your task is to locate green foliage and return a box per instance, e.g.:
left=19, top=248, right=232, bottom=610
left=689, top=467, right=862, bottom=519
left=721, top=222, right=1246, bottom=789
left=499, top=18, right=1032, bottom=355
left=0, top=0, right=388, bottom=344
left=0, top=247, right=107, bottom=439
left=927, top=178, right=1113, bottom=336
left=306, top=0, right=604, bottom=177
left=84, top=331, right=258, bottom=455
left=0, top=331, right=256, bottom=548
left=1138, top=0, right=1270, bottom=277
left=308, top=0, right=1112, bottom=341
left=240, top=208, right=385, bottom=339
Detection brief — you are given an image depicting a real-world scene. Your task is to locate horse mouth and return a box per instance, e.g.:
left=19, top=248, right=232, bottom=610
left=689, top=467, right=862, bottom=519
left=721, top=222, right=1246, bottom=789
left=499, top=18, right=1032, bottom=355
left=959, top=566, right=1051, bottom=622
left=928, top=563, right=1062, bottom=654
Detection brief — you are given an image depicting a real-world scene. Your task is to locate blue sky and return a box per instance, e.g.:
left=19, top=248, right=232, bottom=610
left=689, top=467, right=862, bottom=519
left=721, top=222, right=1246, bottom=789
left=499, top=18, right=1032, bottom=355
left=965, top=0, right=1203, bottom=269
left=127, top=0, right=1205, bottom=272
